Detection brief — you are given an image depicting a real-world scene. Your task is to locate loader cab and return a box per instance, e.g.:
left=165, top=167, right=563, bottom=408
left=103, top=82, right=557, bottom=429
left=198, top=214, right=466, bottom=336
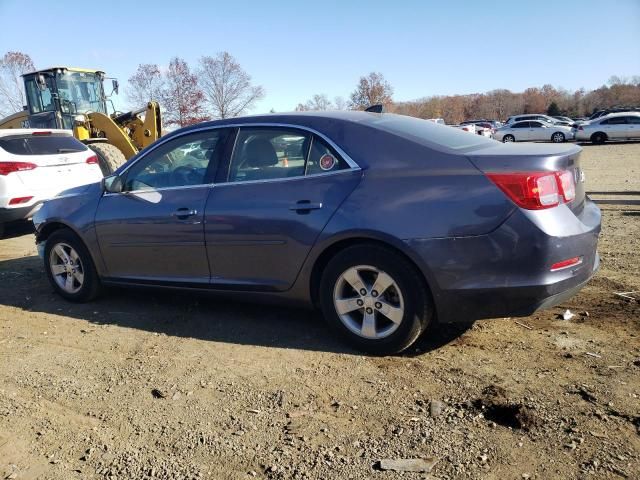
left=22, top=68, right=108, bottom=130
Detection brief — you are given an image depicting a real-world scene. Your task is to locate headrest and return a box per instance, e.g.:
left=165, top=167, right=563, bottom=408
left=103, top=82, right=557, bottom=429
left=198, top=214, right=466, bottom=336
left=245, top=138, right=278, bottom=168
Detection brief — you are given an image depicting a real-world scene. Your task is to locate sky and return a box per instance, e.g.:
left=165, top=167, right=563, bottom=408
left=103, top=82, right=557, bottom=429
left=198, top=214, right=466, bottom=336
left=1, top=0, right=639, bottom=114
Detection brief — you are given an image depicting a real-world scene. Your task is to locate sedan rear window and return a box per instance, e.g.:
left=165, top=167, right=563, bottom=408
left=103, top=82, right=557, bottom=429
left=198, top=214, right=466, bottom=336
left=371, top=115, right=495, bottom=151
left=0, top=134, right=87, bottom=155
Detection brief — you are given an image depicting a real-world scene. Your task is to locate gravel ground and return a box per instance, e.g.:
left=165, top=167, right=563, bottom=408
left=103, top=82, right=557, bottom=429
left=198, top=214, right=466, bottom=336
left=0, top=141, right=638, bottom=480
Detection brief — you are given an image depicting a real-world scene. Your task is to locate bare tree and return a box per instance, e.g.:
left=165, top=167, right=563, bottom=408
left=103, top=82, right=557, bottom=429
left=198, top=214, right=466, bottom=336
left=296, top=93, right=334, bottom=111
left=333, top=96, right=347, bottom=110
left=198, top=52, right=265, bottom=119
left=127, top=64, right=165, bottom=108
left=349, top=72, right=393, bottom=110
left=0, top=51, right=35, bottom=117
left=162, top=57, right=209, bottom=127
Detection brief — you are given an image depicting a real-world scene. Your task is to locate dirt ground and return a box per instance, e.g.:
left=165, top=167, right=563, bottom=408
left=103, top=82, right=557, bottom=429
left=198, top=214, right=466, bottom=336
left=0, top=142, right=638, bottom=480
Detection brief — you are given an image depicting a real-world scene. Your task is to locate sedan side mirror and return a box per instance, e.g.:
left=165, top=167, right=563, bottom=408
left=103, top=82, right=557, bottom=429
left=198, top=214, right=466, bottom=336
left=102, top=174, right=123, bottom=193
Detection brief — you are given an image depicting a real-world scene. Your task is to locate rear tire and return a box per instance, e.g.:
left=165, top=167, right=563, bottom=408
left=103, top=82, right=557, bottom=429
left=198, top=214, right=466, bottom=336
left=551, top=132, right=565, bottom=143
left=319, top=244, right=432, bottom=355
left=89, top=143, right=127, bottom=176
left=503, top=134, right=515, bottom=143
left=590, top=132, right=607, bottom=145
left=44, top=228, right=101, bottom=302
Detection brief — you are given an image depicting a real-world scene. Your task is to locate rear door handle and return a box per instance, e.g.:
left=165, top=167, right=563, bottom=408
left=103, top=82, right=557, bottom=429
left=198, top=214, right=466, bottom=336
left=289, top=200, right=322, bottom=213
left=172, top=207, right=198, bottom=219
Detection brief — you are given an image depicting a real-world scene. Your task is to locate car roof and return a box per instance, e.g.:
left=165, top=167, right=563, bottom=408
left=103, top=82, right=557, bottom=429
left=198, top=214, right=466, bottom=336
left=166, top=111, right=499, bottom=157
left=597, top=111, right=640, bottom=120
left=0, top=128, right=73, bottom=138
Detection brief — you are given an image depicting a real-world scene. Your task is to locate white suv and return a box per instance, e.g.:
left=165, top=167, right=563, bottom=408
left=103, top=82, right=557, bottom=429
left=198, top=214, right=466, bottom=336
left=0, top=129, right=103, bottom=236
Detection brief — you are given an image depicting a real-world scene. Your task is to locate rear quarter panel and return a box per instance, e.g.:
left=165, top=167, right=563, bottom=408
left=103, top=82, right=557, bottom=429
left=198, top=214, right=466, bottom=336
left=288, top=125, right=516, bottom=302
left=321, top=126, right=515, bottom=239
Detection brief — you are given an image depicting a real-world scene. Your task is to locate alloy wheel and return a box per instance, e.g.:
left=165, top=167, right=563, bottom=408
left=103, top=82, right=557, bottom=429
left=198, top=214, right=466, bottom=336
left=333, top=265, right=405, bottom=340
left=49, top=242, right=85, bottom=294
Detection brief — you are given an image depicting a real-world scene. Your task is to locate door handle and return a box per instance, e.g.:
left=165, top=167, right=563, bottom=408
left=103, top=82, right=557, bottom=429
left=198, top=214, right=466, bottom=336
left=289, top=200, right=322, bottom=213
left=172, top=208, right=198, bottom=219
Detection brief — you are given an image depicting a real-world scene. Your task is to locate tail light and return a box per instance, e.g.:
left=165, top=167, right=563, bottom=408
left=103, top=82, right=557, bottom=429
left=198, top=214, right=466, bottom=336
left=86, top=154, right=99, bottom=165
left=8, top=196, right=34, bottom=205
left=0, top=161, right=37, bottom=176
left=31, top=131, right=52, bottom=136
left=487, top=171, right=576, bottom=210
left=556, top=170, right=575, bottom=202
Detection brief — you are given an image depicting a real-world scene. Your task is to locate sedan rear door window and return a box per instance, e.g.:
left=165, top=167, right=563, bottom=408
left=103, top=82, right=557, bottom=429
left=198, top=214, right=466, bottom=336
left=603, top=117, right=627, bottom=125
left=228, top=128, right=310, bottom=182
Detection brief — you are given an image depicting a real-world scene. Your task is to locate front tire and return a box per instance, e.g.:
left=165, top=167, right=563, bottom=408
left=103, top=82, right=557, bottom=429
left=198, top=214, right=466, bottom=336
left=89, top=143, right=127, bottom=176
left=319, top=244, right=432, bottom=355
left=503, top=134, right=515, bottom=143
left=551, top=132, right=565, bottom=143
left=44, top=229, right=101, bottom=302
left=591, top=132, right=607, bottom=145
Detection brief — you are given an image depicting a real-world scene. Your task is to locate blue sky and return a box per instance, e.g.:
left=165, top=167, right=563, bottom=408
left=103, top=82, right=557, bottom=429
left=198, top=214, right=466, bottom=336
left=1, top=0, right=639, bottom=113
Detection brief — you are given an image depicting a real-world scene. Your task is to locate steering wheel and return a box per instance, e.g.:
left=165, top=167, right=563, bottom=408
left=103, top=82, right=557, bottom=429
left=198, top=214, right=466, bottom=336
left=171, top=165, right=200, bottom=186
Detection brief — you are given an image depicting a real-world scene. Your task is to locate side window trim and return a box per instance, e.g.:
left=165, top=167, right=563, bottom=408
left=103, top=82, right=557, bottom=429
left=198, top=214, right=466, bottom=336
left=303, top=136, right=314, bottom=176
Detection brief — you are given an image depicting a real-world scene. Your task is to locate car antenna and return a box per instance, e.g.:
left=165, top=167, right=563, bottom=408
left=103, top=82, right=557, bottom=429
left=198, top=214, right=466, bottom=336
left=365, top=104, right=384, bottom=113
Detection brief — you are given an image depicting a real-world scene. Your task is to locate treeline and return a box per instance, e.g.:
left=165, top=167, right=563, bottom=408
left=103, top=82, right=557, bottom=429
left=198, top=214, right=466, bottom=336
left=391, top=78, right=640, bottom=124
left=2, top=50, right=639, bottom=128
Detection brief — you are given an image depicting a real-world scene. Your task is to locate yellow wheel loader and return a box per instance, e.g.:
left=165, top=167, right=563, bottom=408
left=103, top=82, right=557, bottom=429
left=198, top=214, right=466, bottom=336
left=0, top=67, right=161, bottom=174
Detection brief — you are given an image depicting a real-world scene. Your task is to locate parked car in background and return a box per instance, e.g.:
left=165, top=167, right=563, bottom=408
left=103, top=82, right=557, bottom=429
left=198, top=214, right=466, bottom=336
left=584, top=108, right=640, bottom=123
left=427, top=118, right=446, bottom=125
left=33, top=112, right=600, bottom=354
left=550, top=118, right=574, bottom=127
left=552, top=116, right=575, bottom=124
left=451, top=124, right=476, bottom=134
left=493, top=120, right=574, bottom=143
left=0, top=129, right=102, bottom=237
left=474, top=122, right=495, bottom=137
left=461, top=119, right=503, bottom=129
left=460, top=120, right=497, bottom=136
left=505, top=114, right=561, bottom=126
left=575, top=112, right=640, bottom=144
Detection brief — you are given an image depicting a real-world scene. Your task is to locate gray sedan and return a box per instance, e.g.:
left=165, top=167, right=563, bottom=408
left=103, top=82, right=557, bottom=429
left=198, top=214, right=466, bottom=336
left=33, top=112, right=600, bottom=354
left=575, top=112, right=640, bottom=144
left=493, top=120, right=575, bottom=143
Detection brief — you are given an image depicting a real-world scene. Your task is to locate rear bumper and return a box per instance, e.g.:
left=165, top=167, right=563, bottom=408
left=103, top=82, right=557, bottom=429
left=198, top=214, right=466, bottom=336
left=0, top=203, right=42, bottom=223
left=407, top=198, right=601, bottom=323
